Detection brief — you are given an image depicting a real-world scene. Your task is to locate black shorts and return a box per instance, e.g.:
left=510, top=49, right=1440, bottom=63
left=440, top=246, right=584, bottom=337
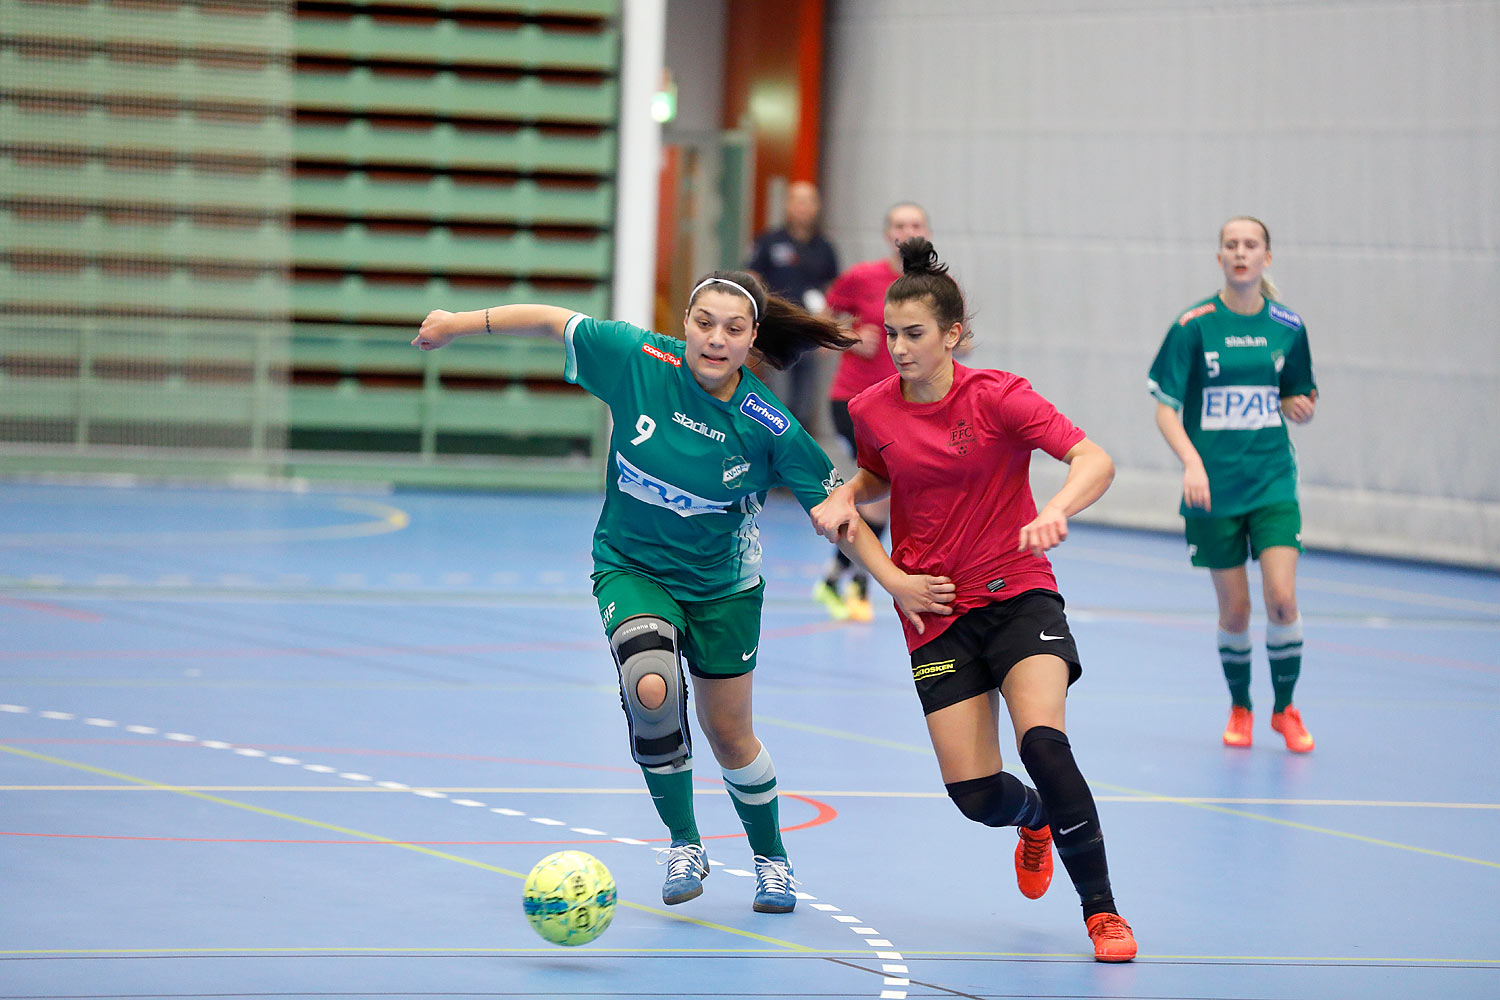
left=908, top=589, right=1083, bottom=715
left=830, top=398, right=856, bottom=454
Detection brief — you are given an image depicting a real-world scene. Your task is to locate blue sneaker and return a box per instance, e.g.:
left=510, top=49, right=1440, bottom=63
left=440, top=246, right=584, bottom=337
left=752, top=855, right=797, bottom=913
left=657, top=840, right=709, bottom=905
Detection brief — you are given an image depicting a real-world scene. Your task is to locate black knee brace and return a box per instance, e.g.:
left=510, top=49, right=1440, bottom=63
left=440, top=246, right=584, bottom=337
left=945, top=770, right=1046, bottom=829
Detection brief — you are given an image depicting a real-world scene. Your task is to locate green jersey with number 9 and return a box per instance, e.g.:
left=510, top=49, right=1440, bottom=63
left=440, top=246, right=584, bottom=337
left=564, top=314, right=843, bottom=600
left=1147, top=295, right=1317, bottom=519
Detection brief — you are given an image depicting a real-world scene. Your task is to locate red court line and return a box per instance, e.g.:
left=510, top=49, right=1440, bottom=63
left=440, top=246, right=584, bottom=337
left=0, top=595, right=104, bottom=622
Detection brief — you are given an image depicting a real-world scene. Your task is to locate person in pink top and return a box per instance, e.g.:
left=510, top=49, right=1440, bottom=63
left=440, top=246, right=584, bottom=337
left=813, top=201, right=933, bottom=623
left=810, top=237, right=1136, bottom=963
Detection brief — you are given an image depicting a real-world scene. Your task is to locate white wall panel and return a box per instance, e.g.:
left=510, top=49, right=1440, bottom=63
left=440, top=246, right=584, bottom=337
left=823, top=0, right=1500, bottom=566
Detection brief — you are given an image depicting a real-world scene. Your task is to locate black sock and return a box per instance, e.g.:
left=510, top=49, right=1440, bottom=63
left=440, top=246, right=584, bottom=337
left=944, top=771, right=1047, bottom=830
left=827, top=549, right=853, bottom=585
left=1019, top=725, right=1116, bottom=917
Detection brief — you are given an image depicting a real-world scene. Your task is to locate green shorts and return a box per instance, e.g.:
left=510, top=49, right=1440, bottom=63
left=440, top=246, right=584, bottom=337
left=1184, top=501, right=1303, bottom=569
left=592, top=570, right=765, bottom=677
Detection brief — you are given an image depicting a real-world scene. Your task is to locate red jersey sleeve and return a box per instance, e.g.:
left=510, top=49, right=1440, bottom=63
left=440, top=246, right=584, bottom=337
left=848, top=383, right=891, bottom=481
left=993, top=376, right=1086, bottom=460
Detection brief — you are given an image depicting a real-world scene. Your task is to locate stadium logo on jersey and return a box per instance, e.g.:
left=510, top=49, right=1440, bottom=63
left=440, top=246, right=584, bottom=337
left=615, top=452, right=729, bottom=517
left=1178, top=302, right=1217, bottom=326
left=949, top=419, right=975, bottom=455
left=674, top=411, right=726, bottom=443
left=740, top=392, right=789, bottom=436
left=722, top=456, right=751, bottom=488
left=1200, top=385, right=1283, bottom=431
left=642, top=343, right=682, bottom=367
left=1268, top=303, right=1303, bottom=330
left=1224, top=335, right=1268, bottom=348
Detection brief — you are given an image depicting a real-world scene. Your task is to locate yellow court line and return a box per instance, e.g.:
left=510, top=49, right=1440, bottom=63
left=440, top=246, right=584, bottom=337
left=753, top=717, right=1500, bottom=863
left=1102, top=781, right=1500, bottom=869
left=0, top=945, right=1494, bottom=965
left=755, top=715, right=934, bottom=754
left=0, top=744, right=813, bottom=953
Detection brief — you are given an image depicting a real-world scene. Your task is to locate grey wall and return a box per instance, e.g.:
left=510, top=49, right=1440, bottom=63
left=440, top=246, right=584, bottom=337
left=820, top=0, right=1499, bottom=567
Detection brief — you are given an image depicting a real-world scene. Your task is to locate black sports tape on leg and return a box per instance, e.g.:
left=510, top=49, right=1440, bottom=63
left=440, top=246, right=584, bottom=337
left=1019, top=725, right=1116, bottom=916
left=944, top=771, right=1046, bottom=829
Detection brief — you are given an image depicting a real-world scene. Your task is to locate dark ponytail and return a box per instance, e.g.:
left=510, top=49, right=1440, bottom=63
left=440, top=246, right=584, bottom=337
left=888, top=237, right=970, bottom=344
left=687, top=268, right=857, bottom=371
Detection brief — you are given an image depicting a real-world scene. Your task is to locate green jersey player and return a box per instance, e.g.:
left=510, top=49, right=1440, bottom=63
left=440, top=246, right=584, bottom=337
left=414, top=270, right=955, bottom=913
left=1149, top=217, right=1319, bottom=753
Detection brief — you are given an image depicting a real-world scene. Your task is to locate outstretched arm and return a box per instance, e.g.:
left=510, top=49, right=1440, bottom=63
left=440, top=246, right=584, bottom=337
left=412, top=304, right=576, bottom=351
left=1017, top=437, right=1115, bottom=558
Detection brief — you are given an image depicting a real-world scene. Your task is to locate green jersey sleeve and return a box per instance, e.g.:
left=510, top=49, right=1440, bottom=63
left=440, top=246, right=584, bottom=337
left=1147, top=311, right=1204, bottom=410
left=770, top=424, right=843, bottom=514
left=563, top=314, right=651, bottom=406
left=1279, top=323, right=1317, bottom=399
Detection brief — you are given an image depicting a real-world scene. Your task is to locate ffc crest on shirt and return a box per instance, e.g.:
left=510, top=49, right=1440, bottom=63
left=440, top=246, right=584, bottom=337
left=950, top=419, right=975, bottom=455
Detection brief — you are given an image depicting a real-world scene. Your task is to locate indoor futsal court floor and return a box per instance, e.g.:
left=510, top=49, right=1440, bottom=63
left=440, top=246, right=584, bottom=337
left=1, top=478, right=1497, bottom=1000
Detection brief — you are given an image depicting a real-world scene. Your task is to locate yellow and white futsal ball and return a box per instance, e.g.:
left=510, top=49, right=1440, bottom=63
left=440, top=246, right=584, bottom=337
left=522, top=850, right=617, bottom=946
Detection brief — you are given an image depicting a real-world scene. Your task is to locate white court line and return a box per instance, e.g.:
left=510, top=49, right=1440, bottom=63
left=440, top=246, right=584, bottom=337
left=3, top=702, right=913, bottom=999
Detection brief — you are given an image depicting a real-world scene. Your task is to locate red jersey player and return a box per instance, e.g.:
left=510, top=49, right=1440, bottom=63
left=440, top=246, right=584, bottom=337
left=810, top=237, right=1136, bottom=963
left=812, top=202, right=933, bottom=622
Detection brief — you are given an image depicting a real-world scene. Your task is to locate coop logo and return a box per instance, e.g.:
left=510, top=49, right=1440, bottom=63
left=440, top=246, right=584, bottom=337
left=674, top=411, right=726, bottom=443
left=740, top=393, right=789, bottom=436
left=642, top=343, right=682, bottom=367
left=1268, top=303, right=1303, bottom=330
left=1200, top=385, right=1282, bottom=431
left=615, top=452, right=729, bottom=517
left=1178, top=302, right=1217, bottom=326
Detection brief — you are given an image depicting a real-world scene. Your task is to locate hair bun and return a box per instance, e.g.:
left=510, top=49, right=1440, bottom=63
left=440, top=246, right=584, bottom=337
left=898, top=237, right=946, bottom=277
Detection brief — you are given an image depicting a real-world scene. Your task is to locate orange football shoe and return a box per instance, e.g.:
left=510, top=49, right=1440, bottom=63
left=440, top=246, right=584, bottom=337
left=1270, top=705, right=1315, bottom=753
left=1085, top=912, right=1137, bottom=962
left=1014, top=824, right=1053, bottom=899
left=1222, top=705, right=1253, bottom=747
left=844, top=592, right=874, bottom=623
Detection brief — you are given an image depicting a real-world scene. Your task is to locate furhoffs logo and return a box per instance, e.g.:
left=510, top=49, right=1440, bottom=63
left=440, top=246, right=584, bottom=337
left=739, top=392, right=790, bottom=436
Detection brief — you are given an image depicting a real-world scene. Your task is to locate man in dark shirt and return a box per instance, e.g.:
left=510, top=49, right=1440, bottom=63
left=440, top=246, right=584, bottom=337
left=745, top=181, right=840, bottom=430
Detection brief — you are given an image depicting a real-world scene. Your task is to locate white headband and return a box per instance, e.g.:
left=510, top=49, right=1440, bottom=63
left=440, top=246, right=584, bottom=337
left=689, top=277, right=758, bottom=320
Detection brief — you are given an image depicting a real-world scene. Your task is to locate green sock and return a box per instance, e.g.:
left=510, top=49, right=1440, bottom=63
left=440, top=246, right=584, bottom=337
left=1267, top=617, right=1304, bottom=713
left=641, top=762, right=699, bottom=844
left=1217, top=627, right=1253, bottom=710
left=722, top=745, right=784, bottom=858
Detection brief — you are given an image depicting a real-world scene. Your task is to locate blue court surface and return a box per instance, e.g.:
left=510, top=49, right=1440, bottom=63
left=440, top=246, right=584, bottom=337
left=1, top=480, right=1497, bottom=999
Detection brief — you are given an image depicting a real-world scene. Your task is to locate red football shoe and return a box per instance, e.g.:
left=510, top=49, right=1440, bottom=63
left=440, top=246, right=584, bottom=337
left=1085, top=912, right=1137, bottom=962
left=1013, top=824, right=1053, bottom=899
